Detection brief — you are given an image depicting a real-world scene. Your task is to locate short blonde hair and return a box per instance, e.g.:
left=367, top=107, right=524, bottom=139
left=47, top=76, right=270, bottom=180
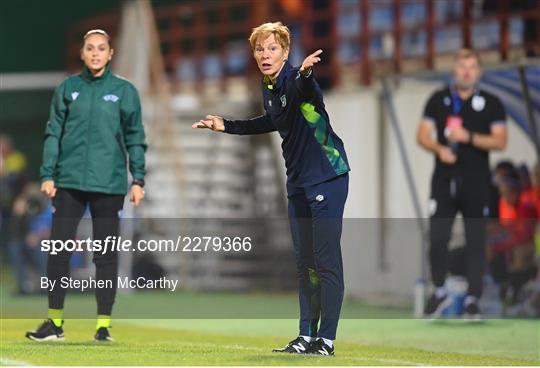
left=249, top=22, right=290, bottom=51
left=455, top=48, right=482, bottom=66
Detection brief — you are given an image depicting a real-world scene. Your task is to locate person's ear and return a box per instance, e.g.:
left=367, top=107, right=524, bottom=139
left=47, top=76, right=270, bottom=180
left=284, top=49, right=289, bottom=62
left=109, top=48, right=114, bottom=60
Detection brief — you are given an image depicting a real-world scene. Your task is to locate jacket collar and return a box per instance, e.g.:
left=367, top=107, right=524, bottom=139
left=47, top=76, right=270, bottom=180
left=263, top=61, right=293, bottom=92
left=81, top=62, right=112, bottom=82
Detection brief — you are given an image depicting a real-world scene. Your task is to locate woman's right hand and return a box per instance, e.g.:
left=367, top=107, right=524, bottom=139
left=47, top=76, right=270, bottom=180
left=192, top=115, right=225, bottom=132
left=41, top=180, right=57, bottom=198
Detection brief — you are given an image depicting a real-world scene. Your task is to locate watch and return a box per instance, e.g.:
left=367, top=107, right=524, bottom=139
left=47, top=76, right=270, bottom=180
left=301, top=67, right=312, bottom=78
left=132, top=179, right=145, bottom=188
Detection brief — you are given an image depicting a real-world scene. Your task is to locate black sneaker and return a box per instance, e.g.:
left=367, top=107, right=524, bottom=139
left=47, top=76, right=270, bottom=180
left=306, top=338, right=334, bottom=356
left=25, top=319, right=64, bottom=342
left=424, top=293, right=451, bottom=319
left=463, top=301, right=482, bottom=321
left=94, top=327, right=114, bottom=342
left=272, top=336, right=311, bottom=354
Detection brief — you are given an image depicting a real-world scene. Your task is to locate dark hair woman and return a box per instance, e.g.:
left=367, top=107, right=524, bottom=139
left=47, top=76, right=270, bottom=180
left=26, top=29, right=147, bottom=342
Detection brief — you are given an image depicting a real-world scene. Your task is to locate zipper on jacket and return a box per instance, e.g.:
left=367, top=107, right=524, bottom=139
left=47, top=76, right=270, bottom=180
left=83, top=83, right=95, bottom=187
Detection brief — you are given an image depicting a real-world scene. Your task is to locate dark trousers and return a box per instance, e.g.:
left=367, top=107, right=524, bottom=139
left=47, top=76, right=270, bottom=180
left=429, top=173, right=489, bottom=298
left=47, top=188, right=124, bottom=315
left=287, top=173, right=348, bottom=340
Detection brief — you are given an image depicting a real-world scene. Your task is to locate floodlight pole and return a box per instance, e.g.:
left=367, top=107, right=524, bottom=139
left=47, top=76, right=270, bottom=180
left=381, top=76, right=429, bottom=317
left=518, top=65, right=540, bottom=163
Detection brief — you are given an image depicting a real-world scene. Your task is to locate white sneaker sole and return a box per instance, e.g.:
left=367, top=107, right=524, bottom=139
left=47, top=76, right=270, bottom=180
left=27, top=334, right=64, bottom=342
left=94, top=337, right=114, bottom=342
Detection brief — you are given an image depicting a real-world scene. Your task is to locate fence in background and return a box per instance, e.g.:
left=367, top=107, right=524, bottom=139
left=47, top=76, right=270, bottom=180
left=66, top=0, right=540, bottom=89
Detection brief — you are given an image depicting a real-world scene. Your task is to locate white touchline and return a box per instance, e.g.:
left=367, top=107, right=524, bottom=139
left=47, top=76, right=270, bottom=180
left=0, top=358, right=33, bottom=366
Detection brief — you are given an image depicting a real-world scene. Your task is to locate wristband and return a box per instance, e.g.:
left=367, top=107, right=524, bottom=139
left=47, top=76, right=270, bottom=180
left=132, top=179, right=145, bottom=188
left=301, top=68, right=312, bottom=78
left=469, top=132, right=474, bottom=145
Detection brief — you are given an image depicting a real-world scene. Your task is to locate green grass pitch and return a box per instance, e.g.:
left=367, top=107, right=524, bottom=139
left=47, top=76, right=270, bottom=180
left=1, top=291, right=539, bottom=366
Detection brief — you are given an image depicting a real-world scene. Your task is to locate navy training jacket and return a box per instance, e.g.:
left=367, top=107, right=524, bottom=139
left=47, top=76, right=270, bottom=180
left=224, top=61, right=349, bottom=187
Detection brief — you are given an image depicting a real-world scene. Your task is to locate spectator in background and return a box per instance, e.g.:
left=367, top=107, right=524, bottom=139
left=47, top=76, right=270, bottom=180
left=417, top=48, right=507, bottom=320
left=0, top=135, right=28, bottom=217
left=7, top=183, right=50, bottom=295
left=517, top=164, right=535, bottom=204
left=0, top=135, right=28, bottom=254
left=489, top=165, right=537, bottom=307
left=489, top=161, right=516, bottom=220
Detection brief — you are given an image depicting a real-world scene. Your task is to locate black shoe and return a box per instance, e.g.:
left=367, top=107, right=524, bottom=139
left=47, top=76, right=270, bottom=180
left=424, top=293, right=451, bottom=319
left=25, top=319, right=64, bottom=341
left=272, top=336, right=311, bottom=354
left=463, top=301, right=482, bottom=321
left=94, top=327, right=114, bottom=342
left=306, top=338, right=334, bottom=356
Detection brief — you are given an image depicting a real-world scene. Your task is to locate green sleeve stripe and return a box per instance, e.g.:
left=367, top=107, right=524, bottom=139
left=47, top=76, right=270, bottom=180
left=300, top=102, right=349, bottom=175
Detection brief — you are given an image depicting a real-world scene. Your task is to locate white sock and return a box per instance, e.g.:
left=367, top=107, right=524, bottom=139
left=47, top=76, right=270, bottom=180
left=464, top=295, right=477, bottom=306
left=299, top=335, right=313, bottom=343
left=321, top=337, right=333, bottom=348
left=435, top=287, right=447, bottom=298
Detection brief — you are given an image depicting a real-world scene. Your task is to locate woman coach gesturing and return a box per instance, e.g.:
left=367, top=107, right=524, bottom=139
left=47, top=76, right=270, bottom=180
left=193, top=22, right=349, bottom=356
left=26, top=29, right=146, bottom=342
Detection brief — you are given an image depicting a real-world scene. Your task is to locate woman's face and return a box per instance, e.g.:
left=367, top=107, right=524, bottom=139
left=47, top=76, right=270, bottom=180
left=253, top=33, right=289, bottom=79
left=81, top=34, right=113, bottom=74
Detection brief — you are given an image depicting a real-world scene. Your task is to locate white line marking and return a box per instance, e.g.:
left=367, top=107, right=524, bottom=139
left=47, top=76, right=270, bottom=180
left=0, top=358, right=33, bottom=366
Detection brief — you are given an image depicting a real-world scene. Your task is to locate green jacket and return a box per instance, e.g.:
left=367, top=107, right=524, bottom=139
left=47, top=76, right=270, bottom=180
left=40, top=63, right=147, bottom=195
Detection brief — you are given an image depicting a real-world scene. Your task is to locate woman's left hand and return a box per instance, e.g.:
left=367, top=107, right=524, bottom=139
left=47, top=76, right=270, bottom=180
left=300, top=49, right=323, bottom=75
left=130, top=184, right=145, bottom=207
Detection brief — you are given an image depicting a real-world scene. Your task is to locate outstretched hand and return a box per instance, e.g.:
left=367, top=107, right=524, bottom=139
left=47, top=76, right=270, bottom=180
left=300, top=49, right=323, bottom=74
left=192, top=115, right=225, bottom=132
